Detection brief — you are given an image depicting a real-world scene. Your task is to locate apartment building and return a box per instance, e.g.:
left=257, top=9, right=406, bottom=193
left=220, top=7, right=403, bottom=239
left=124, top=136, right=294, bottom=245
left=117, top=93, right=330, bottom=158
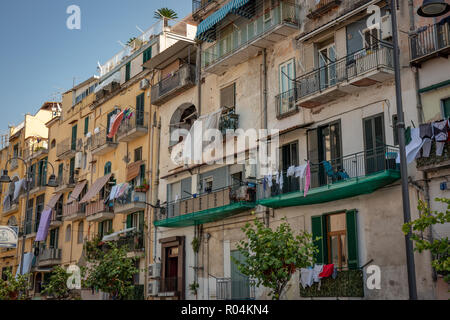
left=149, top=0, right=444, bottom=300
left=408, top=0, right=450, bottom=300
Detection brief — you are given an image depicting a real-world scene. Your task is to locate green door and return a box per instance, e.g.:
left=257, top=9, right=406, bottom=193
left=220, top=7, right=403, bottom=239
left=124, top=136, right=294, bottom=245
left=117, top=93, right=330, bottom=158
left=69, top=157, right=75, bottom=184
left=230, top=250, right=250, bottom=300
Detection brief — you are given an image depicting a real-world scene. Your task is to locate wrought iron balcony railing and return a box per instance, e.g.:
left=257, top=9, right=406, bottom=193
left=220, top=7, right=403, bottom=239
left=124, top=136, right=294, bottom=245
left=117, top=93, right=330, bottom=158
left=275, top=88, right=298, bottom=118
left=295, top=46, right=394, bottom=101
left=117, top=111, right=149, bottom=138
left=409, top=19, right=450, bottom=66
left=151, top=65, right=196, bottom=105
left=216, top=278, right=256, bottom=300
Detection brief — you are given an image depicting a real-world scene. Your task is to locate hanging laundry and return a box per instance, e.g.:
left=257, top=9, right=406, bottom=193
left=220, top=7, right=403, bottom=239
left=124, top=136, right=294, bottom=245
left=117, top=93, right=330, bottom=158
left=319, top=264, right=334, bottom=279
left=304, top=162, right=311, bottom=197
left=396, top=128, right=425, bottom=164
left=312, top=264, right=323, bottom=283
left=294, top=164, right=307, bottom=179
left=286, top=166, right=296, bottom=177
left=107, top=110, right=125, bottom=139
left=35, top=209, right=53, bottom=242
left=13, top=179, right=25, bottom=202
left=419, top=123, right=433, bottom=158
left=433, top=120, right=448, bottom=157
left=332, top=266, right=338, bottom=279
left=264, top=174, right=273, bottom=188
left=276, top=172, right=283, bottom=191
left=300, top=268, right=314, bottom=289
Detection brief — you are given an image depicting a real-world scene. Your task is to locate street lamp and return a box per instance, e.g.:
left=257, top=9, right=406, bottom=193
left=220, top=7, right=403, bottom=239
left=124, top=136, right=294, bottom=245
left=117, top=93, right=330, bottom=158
left=417, top=0, right=450, bottom=17
left=0, top=157, right=59, bottom=275
left=389, top=0, right=448, bottom=300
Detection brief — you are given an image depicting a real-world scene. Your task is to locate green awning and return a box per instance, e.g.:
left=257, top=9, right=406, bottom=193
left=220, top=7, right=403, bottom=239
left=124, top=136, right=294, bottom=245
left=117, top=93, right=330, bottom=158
left=154, top=201, right=256, bottom=228
left=258, top=170, right=401, bottom=209
left=196, top=0, right=255, bottom=42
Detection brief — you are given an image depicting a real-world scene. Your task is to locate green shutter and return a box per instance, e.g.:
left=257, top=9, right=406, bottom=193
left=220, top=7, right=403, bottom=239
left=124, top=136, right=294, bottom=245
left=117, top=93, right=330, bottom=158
left=126, top=62, right=131, bottom=82
left=143, top=47, right=152, bottom=64
left=138, top=211, right=144, bottom=231
left=311, top=216, right=327, bottom=264
left=99, top=222, right=103, bottom=237
left=346, top=210, right=359, bottom=270
left=84, top=117, right=89, bottom=135
left=126, top=214, right=133, bottom=229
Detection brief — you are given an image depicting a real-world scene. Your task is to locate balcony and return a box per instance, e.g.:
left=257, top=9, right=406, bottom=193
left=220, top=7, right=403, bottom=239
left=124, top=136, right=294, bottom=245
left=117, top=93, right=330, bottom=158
left=151, top=65, right=196, bottom=106
left=49, top=209, right=63, bottom=228
left=37, top=248, right=62, bottom=267
left=216, top=278, right=256, bottom=300
left=410, top=19, right=450, bottom=67
left=300, top=268, right=364, bottom=298
left=2, top=203, right=19, bottom=216
left=258, top=146, right=400, bottom=209
left=192, top=0, right=218, bottom=19
left=155, top=184, right=256, bottom=228
left=275, top=88, right=298, bottom=119
left=306, top=0, right=342, bottom=19
left=10, top=158, right=19, bottom=171
left=55, top=174, right=76, bottom=193
left=63, top=202, right=86, bottom=221
left=28, top=174, right=48, bottom=195
left=117, top=112, right=149, bottom=142
left=416, top=140, right=450, bottom=172
left=86, top=199, right=114, bottom=222
left=295, top=46, right=394, bottom=108
left=90, top=130, right=118, bottom=156
left=23, top=140, right=48, bottom=161
left=114, top=190, right=147, bottom=215
left=116, top=231, right=145, bottom=252
left=57, top=138, right=77, bottom=160
left=202, top=1, right=300, bottom=74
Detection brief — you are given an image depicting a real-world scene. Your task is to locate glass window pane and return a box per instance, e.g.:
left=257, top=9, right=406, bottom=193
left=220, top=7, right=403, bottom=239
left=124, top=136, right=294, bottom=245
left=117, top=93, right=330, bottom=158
left=330, top=235, right=339, bottom=265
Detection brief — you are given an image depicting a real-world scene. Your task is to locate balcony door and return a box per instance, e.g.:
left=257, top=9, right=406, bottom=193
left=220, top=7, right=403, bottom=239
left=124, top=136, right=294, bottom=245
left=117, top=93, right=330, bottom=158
left=230, top=250, right=250, bottom=300
left=279, top=142, right=299, bottom=194
left=363, top=114, right=385, bottom=175
left=279, top=59, right=296, bottom=114
left=71, top=125, right=77, bottom=151
left=318, top=44, right=336, bottom=90
left=136, top=93, right=145, bottom=126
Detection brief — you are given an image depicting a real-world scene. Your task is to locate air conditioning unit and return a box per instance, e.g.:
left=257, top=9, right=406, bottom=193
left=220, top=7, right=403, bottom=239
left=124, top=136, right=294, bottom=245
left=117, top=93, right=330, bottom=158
left=140, top=79, right=150, bottom=90
left=381, top=15, right=392, bottom=39
left=148, top=280, right=160, bottom=296
left=75, top=152, right=83, bottom=169
left=148, top=263, right=161, bottom=279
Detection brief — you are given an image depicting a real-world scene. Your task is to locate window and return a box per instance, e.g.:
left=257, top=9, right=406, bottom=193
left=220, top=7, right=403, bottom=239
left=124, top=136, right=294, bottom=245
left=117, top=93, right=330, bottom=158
left=134, top=147, right=143, bottom=162
left=143, top=47, right=152, bottom=64
left=84, top=116, right=89, bottom=135
left=49, top=228, right=59, bottom=249
left=51, top=139, right=56, bottom=149
left=65, top=225, right=72, bottom=242
left=311, top=210, right=359, bottom=269
left=363, top=114, right=386, bottom=174
left=125, top=62, right=131, bottom=82
left=363, top=28, right=379, bottom=50
left=136, top=93, right=145, bottom=126
left=204, top=177, right=213, bottom=193
left=78, top=221, right=84, bottom=244
left=35, top=195, right=45, bottom=233
left=278, top=59, right=296, bottom=115
left=71, top=125, right=77, bottom=151
left=126, top=211, right=144, bottom=231
left=104, top=161, right=112, bottom=175
left=220, top=83, right=236, bottom=109
left=441, top=97, right=450, bottom=119
left=99, top=220, right=113, bottom=238
left=318, top=44, right=336, bottom=89
left=13, top=144, right=19, bottom=158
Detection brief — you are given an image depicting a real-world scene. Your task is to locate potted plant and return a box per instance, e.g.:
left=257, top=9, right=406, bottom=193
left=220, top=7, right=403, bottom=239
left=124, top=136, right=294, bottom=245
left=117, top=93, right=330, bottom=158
left=135, top=179, right=150, bottom=193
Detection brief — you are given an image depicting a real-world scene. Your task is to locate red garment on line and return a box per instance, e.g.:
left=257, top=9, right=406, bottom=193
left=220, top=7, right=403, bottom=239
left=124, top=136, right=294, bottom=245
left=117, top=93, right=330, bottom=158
left=107, top=111, right=125, bottom=139
left=319, top=264, right=334, bottom=279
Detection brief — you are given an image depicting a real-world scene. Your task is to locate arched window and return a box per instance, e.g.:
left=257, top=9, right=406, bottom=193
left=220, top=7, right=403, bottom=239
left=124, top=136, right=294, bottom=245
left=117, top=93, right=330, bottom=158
left=51, top=139, right=56, bottom=149
left=104, top=162, right=112, bottom=175
left=78, top=221, right=84, bottom=244
left=169, top=104, right=197, bottom=146
left=65, top=225, right=71, bottom=242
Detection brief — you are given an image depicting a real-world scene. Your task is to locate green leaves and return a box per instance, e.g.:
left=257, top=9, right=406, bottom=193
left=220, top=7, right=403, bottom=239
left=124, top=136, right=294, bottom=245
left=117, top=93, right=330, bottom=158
left=154, top=8, right=178, bottom=21
left=234, top=218, right=317, bottom=300
left=41, top=266, right=73, bottom=299
left=83, top=240, right=140, bottom=300
left=0, top=270, right=30, bottom=300
left=403, top=198, right=450, bottom=282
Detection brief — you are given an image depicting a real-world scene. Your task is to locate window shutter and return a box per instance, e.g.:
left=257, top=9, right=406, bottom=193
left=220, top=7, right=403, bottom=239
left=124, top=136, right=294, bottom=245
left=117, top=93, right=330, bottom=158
left=126, top=214, right=133, bottom=229
left=126, top=62, right=131, bottom=82
left=220, top=83, right=236, bottom=109
left=311, top=215, right=327, bottom=264
left=138, top=211, right=144, bottom=231
left=307, top=129, right=319, bottom=188
left=303, top=43, right=315, bottom=73
left=346, top=209, right=359, bottom=270
left=99, top=222, right=104, bottom=237
left=84, top=117, right=89, bottom=135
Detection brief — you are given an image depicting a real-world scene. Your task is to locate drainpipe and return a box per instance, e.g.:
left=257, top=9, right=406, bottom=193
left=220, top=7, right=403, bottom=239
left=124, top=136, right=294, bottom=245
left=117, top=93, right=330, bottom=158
left=408, top=0, right=437, bottom=282
left=145, top=84, right=154, bottom=299
left=263, top=49, right=268, bottom=129
left=153, top=116, right=161, bottom=265
left=196, top=43, right=202, bottom=116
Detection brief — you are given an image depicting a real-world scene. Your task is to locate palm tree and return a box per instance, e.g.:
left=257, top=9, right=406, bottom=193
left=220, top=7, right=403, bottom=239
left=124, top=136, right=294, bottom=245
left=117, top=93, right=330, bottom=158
left=154, top=8, right=178, bottom=28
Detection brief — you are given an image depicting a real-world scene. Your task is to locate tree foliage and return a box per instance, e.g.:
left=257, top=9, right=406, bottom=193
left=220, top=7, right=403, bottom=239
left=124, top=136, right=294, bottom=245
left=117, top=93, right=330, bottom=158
left=41, top=266, right=74, bottom=300
left=154, top=8, right=178, bottom=21
left=403, top=198, right=450, bottom=282
left=234, top=218, right=317, bottom=300
left=83, top=241, right=139, bottom=300
left=0, top=270, right=30, bottom=300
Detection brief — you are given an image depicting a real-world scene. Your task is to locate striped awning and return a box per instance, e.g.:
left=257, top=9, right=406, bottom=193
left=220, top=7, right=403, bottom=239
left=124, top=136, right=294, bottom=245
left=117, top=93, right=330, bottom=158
left=46, top=193, right=63, bottom=210
left=80, top=173, right=112, bottom=204
left=67, top=180, right=88, bottom=204
left=196, top=0, right=254, bottom=42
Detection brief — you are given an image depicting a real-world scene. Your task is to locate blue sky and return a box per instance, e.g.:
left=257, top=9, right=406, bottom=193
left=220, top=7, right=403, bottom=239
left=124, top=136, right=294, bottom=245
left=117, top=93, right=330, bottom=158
left=0, top=0, right=191, bottom=133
